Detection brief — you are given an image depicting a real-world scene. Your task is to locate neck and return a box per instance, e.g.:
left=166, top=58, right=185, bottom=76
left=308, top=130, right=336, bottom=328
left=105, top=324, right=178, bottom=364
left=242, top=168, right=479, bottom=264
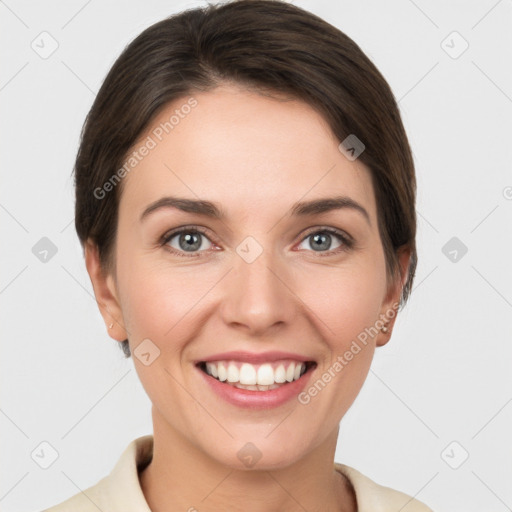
left=139, top=408, right=356, bottom=512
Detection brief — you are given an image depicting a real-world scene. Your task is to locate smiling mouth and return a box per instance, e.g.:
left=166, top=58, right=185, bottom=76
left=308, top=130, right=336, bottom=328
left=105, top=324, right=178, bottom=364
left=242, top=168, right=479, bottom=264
left=197, top=360, right=317, bottom=391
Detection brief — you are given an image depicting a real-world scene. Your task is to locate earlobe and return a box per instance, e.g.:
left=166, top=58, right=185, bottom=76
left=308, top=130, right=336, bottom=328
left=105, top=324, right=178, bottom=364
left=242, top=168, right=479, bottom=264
left=84, top=240, right=127, bottom=342
left=375, top=302, right=399, bottom=347
left=376, top=246, right=411, bottom=347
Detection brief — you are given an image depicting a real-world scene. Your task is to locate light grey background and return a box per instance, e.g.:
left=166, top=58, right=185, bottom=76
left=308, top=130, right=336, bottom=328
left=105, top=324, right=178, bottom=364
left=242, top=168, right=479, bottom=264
left=1, top=1, right=511, bottom=511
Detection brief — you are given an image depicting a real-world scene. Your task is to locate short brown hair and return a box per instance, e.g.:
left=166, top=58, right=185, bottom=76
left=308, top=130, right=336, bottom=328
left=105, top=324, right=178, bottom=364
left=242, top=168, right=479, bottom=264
left=74, top=0, right=417, bottom=358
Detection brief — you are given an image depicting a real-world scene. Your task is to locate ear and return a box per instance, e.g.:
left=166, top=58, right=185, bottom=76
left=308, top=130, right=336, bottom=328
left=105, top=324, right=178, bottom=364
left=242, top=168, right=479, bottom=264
left=84, top=239, right=127, bottom=342
left=375, top=246, right=411, bottom=347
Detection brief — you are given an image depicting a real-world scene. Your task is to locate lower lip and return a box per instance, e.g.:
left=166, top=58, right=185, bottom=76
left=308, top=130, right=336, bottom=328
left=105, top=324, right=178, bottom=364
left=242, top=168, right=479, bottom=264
left=197, top=365, right=315, bottom=409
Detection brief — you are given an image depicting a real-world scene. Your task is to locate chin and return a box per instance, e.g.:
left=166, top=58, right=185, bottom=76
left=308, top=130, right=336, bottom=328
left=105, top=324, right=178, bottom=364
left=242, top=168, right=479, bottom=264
left=197, top=427, right=316, bottom=472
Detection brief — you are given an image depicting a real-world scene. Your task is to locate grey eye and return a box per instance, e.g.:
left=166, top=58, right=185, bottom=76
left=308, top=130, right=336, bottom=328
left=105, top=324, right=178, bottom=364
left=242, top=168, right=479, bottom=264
left=298, top=231, right=343, bottom=252
left=167, top=231, right=212, bottom=252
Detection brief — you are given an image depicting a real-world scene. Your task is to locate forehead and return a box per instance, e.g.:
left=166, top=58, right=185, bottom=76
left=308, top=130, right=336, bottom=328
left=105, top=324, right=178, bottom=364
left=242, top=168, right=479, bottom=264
left=119, top=84, right=376, bottom=223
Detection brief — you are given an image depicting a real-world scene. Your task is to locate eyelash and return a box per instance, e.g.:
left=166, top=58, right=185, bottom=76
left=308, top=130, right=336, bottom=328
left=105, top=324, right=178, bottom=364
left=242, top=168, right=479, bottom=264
left=160, top=225, right=354, bottom=258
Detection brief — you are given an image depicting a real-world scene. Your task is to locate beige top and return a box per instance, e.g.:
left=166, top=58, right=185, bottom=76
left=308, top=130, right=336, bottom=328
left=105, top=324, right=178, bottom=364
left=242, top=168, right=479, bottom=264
left=43, top=435, right=433, bottom=511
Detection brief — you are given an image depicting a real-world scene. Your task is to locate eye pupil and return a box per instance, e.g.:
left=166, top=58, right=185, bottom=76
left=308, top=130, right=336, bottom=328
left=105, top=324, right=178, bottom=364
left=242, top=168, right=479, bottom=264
left=180, top=232, right=201, bottom=251
left=311, top=232, right=331, bottom=251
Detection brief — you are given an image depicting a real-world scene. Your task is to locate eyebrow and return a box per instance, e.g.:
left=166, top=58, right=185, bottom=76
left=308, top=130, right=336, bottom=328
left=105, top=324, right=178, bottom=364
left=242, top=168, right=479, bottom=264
left=140, top=195, right=371, bottom=225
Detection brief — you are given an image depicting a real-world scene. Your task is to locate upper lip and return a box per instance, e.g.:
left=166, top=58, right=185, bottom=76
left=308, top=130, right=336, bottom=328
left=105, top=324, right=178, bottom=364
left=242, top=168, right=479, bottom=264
left=197, top=351, right=315, bottom=364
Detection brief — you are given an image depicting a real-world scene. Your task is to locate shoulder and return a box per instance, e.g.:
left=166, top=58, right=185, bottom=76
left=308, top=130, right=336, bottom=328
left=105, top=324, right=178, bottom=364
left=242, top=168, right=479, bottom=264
left=335, top=463, right=434, bottom=512
left=42, top=475, right=110, bottom=512
left=42, top=436, right=154, bottom=512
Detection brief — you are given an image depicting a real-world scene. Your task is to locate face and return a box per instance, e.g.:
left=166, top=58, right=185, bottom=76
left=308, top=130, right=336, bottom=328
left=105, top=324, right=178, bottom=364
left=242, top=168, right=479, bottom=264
left=87, top=83, right=407, bottom=470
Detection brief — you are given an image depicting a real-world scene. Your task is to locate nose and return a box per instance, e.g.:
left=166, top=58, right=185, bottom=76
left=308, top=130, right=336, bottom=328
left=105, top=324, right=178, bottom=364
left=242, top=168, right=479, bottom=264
left=219, top=244, right=297, bottom=336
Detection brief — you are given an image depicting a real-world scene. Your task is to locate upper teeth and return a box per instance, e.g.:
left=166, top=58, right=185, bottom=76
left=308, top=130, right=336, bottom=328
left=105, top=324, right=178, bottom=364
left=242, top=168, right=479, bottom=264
left=204, top=360, right=306, bottom=385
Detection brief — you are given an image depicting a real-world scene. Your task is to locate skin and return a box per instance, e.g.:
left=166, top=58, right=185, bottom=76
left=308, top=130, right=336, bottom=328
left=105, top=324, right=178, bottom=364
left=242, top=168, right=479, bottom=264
left=85, top=82, right=410, bottom=512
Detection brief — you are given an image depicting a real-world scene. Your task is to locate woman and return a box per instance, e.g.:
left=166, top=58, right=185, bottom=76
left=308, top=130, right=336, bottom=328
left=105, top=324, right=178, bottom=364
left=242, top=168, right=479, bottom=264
left=45, top=0, right=432, bottom=510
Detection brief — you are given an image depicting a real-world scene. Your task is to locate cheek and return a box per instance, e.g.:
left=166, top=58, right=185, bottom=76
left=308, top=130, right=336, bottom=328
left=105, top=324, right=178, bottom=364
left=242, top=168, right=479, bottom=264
left=291, top=260, right=386, bottom=425
left=297, top=256, right=388, bottom=348
left=118, top=243, right=388, bottom=354
left=117, top=253, right=211, bottom=342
